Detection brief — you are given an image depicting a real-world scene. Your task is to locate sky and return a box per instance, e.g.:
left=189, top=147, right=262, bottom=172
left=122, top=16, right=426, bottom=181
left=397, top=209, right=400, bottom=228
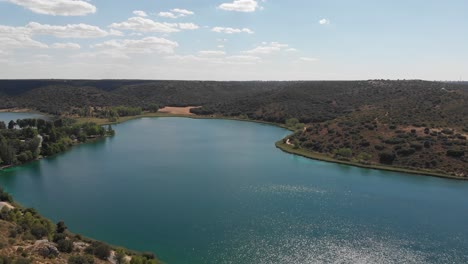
left=0, top=0, right=467, bottom=80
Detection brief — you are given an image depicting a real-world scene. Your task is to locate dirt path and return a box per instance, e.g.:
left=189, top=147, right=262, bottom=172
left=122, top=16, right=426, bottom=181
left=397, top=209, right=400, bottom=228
left=158, top=106, right=200, bottom=115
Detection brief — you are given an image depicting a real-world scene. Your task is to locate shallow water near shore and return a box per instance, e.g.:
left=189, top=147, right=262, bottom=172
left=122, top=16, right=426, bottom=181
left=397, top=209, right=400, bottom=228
left=0, top=112, right=46, bottom=124
left=1, top=116, right=468, bottom=263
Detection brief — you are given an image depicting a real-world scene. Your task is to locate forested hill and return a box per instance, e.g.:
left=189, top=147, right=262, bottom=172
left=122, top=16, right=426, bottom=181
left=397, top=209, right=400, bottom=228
left=1, top=79, right=467, bottom=128
left=0, top=79, right=467, bottom=176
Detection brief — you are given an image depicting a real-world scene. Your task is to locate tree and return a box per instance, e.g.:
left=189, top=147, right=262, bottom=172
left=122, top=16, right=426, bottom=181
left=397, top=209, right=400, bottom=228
left=0, top=137, right=16, bottom=165
left=0, top=188, right=13, bottom=203
left=56, top=221, right=67, bottom=233
left=7, top=120, right=16, bottom=130
left=0, top=121, right=6, bottom=129
left=107, top=125, right=115, bottom=136
left=147, top=103, right=159, bottom=113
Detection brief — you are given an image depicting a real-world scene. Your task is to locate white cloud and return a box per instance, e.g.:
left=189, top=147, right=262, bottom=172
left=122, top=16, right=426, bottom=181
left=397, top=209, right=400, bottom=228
left=217, top=45, right=225, bottom=48
left=158, top=12, right=177, bottom=19
left=0, top=25, right=48, bottom=50
left=93, top=37, right=179, bottom=55
left=27, top=22, right=122, bottom=38
left=110, top=17, right=180, bottom=33
left=52, top=42, right=81, bottom=49
left=299, top=57, right=319, bottom=62
left=218, top=0, right=260, bottom=12
left=159, top=9, right=194, bottom=19
left=198, top=50, right=226, bottom=57
left=133, top=10, right=148, bottom=17
left=319, top=18, right=330, bottom=25
left=178, top=23, right=199, bottom=30
left=7, top=0, right=96, bottom=16
left=171, top=8, right=194, bottom=16
left=110, top=17, right=199, bottom=32
left=212, top=27, right=254, bottom=34
left=243, top=42, right=288, bottom=54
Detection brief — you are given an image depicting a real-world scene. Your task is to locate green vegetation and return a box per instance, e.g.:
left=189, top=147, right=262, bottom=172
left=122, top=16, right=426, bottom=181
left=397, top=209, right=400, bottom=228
left=0, top=118, right=114, bottom=168
left=0, top=79, right=466, bottom=177
left=0, top=188, right=161, bottom=264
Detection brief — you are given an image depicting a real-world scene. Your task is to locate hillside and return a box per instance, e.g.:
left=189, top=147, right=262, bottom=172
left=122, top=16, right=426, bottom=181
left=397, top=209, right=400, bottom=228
left=0, top=189, right=159, bottom=264
left=0, top=79, right=467, bottom=177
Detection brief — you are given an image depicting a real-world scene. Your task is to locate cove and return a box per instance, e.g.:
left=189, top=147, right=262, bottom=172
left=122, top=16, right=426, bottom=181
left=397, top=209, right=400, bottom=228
left=1, top=117, right=468, bottom=264
left=0, top=112, right=46, bottom=124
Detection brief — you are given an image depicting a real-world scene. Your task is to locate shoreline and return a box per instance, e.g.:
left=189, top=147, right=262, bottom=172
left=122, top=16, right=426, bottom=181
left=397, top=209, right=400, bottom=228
left=75, top=112, right=465, bottom=181
left=275, top=141, right=466, bottom=181
left=1, top=110, right=464, bottom=180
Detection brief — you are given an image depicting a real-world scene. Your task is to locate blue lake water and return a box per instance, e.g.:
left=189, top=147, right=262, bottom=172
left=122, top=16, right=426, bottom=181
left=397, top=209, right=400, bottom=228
left=1, top=116, right=468, bottom=263
left=0, top=112, right=46, bottom=124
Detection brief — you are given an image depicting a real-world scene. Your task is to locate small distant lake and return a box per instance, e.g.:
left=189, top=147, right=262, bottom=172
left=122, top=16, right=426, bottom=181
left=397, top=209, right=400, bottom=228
left=1, top=116, right=468, bottom=264
left=0, top=112, right=47, bottom=124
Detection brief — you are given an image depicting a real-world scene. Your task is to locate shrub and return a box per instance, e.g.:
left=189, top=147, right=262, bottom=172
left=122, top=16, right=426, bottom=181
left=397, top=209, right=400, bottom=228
left=30, top=224, right=48, bottom=239
left=68, top=255, right=95, bottom=264
left=86, top=242, right=110, bottom=260
left=334, top=148, right=352, bottom=158
left=446, top=149, right=465, bottom=158
left=57, top=239, right=74, bottom=253
left=396, top=148, right=416, bottom=156
left=379, top=152, right=396, bottom=165
left=53, top=233, right=67, bottom=243
left=56, top=221, right=67, bottom=233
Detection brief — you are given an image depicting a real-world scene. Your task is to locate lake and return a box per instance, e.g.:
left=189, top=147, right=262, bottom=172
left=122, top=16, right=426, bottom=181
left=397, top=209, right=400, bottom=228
left=1, top=115, right=468, bottom=264
left=0, top=112, right=47, bottom=124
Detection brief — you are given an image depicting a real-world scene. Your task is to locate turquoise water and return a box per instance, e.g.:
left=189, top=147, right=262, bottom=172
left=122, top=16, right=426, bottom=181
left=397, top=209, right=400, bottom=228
left=1, top=117, right=468, bottom=263
left=0, top=112, right=46, bottom=124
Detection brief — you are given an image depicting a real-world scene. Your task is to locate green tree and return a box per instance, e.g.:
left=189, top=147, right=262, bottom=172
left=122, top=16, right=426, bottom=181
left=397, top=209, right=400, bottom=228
left=7, top=120, right=16, bottom=130
left=56, top=221, right=67, bottom=233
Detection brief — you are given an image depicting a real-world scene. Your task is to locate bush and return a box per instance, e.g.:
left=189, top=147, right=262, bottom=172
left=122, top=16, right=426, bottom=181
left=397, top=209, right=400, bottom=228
left=379, top=152, right=396, bottom=165
left=334, top=148, right=352, bottom=158
left=30, top=224, right=48, bottom=239
left=446, top=149, right=465, bottom=158
left=130, top=255, right=158, bottom=264
left=86, top=242, right=110, bottom=260
left=396, top=148, right=416, bottom=156
left=68, top=255, right=95, bottom=264
left=53, top=233, right=67, bottom=243
left=56, top=221, right=67, bottom=233
left=57, top=239, right=74, bottom=253
left=0, top=255, right=13, bottom=264
left=13, top=258, right=30, bottom=264
left=0, top=188, right=13, bottom=203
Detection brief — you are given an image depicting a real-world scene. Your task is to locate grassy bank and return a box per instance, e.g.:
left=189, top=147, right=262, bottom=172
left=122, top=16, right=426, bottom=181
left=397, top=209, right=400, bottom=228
left=275, top=141, right=466, bottom=180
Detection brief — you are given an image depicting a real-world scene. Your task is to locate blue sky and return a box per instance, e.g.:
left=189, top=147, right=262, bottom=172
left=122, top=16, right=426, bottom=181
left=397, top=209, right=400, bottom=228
left=0, top=0, right=467, bottom=80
